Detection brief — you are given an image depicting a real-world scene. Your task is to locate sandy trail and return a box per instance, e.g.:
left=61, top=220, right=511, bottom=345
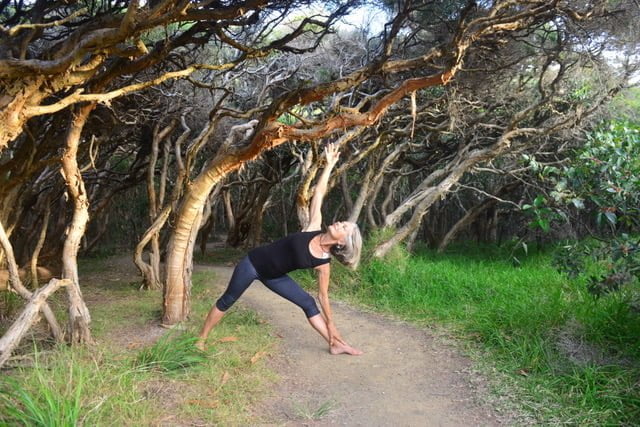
left=197, top=265, right=509, bottom=426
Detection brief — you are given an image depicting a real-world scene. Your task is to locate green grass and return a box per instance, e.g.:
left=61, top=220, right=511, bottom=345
left=0, top=258, right=278, bottom=426
left=0, top=350, right=85, bottom=426
left=293, top=398, right=337, bottom=420
left=295, top=241, right=640, bottom=425
left=134, top=332, right=208, bottom=372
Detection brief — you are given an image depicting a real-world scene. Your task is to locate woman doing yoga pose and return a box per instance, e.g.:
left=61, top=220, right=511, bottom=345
left=197, top=143, right=363, bottom=355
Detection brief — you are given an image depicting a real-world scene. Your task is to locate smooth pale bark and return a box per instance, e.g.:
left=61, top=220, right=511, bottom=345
left=136, top=121, right=177, bottom=290
left=135, top=206, right=172, bottom=290
left=0, top=220, right=63, bottom=341
left=366, top=176, right=386, bottom=228
left=163, top=121, right=259, bottom=324
left=348, top=137, right=407, bottom=224
left=60, top=104, right=94, bottom=344
left=0, top=278, right=71, bottom=368
left=222, top=190, right=235, bottom=231
left=135, top=116, right=192, bottom=289
left=383, top=168, right=448, bottom=228
left=347, top=165, right=374, bottom=223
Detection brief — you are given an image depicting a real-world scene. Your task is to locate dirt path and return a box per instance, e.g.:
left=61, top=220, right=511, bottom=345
left=197, top=265, right=511, bottom=426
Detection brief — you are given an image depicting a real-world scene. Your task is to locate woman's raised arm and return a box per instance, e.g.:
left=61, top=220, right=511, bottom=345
left=305, top=143, right=340, bottom=231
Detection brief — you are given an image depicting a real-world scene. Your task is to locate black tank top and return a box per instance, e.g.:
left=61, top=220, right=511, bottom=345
left=248, top=230, right=331, bottom=279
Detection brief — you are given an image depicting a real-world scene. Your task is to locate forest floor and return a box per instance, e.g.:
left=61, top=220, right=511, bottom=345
left=196, top=264, right=516, bottom=426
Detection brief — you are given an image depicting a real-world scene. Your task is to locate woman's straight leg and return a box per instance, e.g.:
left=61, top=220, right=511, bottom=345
left=197, top=256, right=258, bottom=349
left=261, top=275, right=362, bottom=355
left=261, top=275, right=320, bottom=318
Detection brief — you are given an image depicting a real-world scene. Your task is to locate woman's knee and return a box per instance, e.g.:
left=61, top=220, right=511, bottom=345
left=300, top=293, right=320, bottom=318
left=215, top=294, right=236, bottom=312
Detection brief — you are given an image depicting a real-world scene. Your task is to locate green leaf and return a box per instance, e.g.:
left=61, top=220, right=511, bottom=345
left=571, top=198, right=585, bottom=209
left=604, top=211, right=617, bottom=225
left=533, top=195, right=546, bottom=208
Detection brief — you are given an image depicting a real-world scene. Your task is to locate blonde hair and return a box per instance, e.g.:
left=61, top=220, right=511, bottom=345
left=330, top=222, right=362, bottom=269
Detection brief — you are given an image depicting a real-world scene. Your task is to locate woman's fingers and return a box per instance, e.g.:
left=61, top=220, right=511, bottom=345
left=334, top=336, right=347, bottom=345
left=324, top=143, right=340, bottom=163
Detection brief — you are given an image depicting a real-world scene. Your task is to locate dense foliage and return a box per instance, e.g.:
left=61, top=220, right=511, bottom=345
left=548, top=121, right=640, bottom=297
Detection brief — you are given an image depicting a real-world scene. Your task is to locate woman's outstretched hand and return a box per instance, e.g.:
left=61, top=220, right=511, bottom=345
left=327, top=322, right=344, bottom=347
left=324, top=142, right=340, bottom=167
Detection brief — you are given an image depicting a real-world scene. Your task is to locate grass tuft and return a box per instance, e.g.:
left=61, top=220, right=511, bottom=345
left=134, top=332, right=208, bottom=372
left=293, top=399, right=337, bottom=420
left=0, top=351, right=85, bottom=426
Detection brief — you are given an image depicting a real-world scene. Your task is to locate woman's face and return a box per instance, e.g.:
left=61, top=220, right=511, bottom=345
left=328, top=221, right=354, bottom=245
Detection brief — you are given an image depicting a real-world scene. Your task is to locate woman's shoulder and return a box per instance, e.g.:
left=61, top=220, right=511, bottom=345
left=301, top=226, right=322, bottom=233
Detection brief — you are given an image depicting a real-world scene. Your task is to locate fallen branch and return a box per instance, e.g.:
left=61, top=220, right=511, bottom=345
left=0, top=220, right=64, bottom=341
left=0, top=278, right=71, bottom=368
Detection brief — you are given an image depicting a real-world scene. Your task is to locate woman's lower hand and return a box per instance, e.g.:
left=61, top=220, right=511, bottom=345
left=327, top=323, right=344, bottom=346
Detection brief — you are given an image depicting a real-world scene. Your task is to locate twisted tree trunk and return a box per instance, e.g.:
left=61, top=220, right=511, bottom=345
left=163, top=121, right=259, bottom=324
left=60, top=104, right=94, bottom=344
left=374, top=136, right=515, bottom=258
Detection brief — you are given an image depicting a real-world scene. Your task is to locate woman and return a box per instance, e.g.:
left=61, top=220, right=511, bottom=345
left=197, top=143, right=363, bottom=355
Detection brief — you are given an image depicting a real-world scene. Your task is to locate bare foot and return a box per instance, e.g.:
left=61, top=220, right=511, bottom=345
left=196, top=338, right=206, bottom=351
left=330, top=341, right=363, bottom=355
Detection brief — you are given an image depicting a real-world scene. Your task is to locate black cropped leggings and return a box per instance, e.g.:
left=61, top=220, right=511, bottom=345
left=215, top=256, right=321, bottom=318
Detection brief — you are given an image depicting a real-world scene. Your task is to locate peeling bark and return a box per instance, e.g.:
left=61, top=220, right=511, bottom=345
left=163, top=121, right=258, bottom=324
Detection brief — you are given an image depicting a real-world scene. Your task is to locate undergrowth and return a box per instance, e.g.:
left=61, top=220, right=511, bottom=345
left=0, top=259, right=277, bottom=426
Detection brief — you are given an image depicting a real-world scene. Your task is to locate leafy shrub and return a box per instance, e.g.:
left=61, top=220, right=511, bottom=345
left=529, top=120, right=640, bottom=296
